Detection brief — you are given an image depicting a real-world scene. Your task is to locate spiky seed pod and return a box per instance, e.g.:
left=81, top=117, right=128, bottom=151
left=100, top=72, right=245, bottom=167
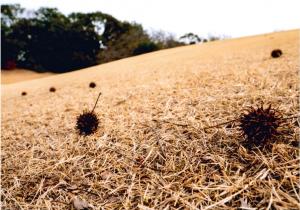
left=49, top=87, right=56, bottom=92
left=76, top=111, right=99, bottom=136
left=271, top=49, right=282, bottom=58
left=89, top=82, right=96, bottom=88
left=75, top=92, right=101, bottom=136
left=239, top=104, right=282, bottom=148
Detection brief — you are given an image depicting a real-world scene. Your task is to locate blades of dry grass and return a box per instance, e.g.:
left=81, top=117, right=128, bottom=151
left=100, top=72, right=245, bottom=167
left=202, top=168, right=270, bottom=210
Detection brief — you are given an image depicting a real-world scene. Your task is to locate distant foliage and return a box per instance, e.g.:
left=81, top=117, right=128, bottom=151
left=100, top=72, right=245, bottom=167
left=1, top=4, right=227, bottom=73
left=149, top=30, right=184, bottom=48
left=1, top=5, right=173, bottom=72
left=1, top=5, right=101, bottom=72
left=133, top=41, right=160, bottom=55
left=98, top=22, right=152, bottom=63
left=208, top=35, right=220, bottom=42
left=180, top=33, right=201, bottom=44
left=179, top=32, right=226, bottom=44
left=1, top=5, right=23, bottom=69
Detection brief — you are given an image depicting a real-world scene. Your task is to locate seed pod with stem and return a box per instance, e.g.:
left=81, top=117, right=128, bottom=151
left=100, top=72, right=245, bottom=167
left=76, top=92, right=102, bottom=136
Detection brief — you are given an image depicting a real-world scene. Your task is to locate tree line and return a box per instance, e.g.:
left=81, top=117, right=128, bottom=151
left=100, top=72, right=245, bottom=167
left=1, top=4, right=222, bottom=73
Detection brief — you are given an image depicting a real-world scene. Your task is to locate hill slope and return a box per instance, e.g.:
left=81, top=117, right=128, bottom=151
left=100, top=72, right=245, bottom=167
left=1, top=30, right=299, bottom=209
left=1, top=69, right=54, bottom=84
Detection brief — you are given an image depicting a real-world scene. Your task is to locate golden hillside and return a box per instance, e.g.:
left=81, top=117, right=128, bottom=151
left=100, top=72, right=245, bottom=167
left=1, top=30, right=299, bottom=209
left=1, top=69, right=54, bottom=84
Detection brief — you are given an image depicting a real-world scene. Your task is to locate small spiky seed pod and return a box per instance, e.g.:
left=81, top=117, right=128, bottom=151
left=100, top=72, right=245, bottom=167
left=271, top=49, right=282, bottom=58
left=89, top=82, right=96, bottom=88
left=49, top=87, right=56, bottom=92
left=76, top=111, right=99, bottom=135
left=239, top=104, right=282, bottom=148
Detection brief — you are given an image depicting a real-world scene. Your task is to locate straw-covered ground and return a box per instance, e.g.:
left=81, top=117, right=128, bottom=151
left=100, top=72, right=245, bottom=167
left=1, top=30, right=299, bottom=209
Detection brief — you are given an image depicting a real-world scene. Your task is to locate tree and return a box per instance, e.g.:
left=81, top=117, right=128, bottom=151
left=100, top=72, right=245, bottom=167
left=1, top=4, right=24, bottom=26
left=179, top=33, right=201, bottom=44
left=1, top=6, right=102, bottom=72
left=98, top=22, right=151, bottom=63
left=1, top=4, right=24, bottom=69
left=149, top=30, right=184, bottom=49
left=1, top=4, right=189, bottom=72
left=208, top=35, right=220, bottom=42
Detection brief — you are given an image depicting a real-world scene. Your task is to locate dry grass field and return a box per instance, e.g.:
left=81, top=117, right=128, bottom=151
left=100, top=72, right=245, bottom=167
left=1, top=30, right=299, bottom=209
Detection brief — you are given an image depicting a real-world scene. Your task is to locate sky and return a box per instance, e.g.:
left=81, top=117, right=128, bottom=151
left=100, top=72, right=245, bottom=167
left=1, top=0, right=299, bottom=38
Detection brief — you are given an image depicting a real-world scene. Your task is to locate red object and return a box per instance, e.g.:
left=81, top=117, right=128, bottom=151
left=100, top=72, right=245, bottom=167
left=4, top=60, right=17, bottom=70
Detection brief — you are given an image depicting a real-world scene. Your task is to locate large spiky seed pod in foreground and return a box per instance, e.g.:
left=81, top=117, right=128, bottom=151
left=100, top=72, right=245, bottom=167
left=239, top=104, right=283, bottom=148
left=76, top=111, right=99, bottom=135
left=76, top=92, right=102, bottom=136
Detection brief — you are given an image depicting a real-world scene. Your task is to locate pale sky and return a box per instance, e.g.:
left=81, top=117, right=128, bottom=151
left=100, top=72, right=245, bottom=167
left=1, top=0, right=299, bottom=38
